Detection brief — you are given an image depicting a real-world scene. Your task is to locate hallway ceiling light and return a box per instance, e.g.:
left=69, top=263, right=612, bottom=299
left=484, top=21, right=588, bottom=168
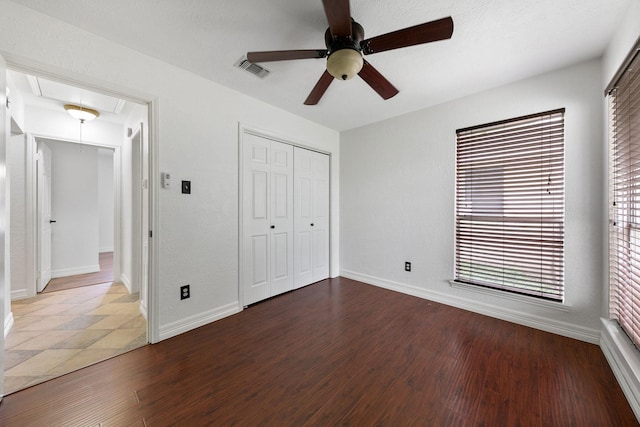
left=64, top=104, right=100, bottom=123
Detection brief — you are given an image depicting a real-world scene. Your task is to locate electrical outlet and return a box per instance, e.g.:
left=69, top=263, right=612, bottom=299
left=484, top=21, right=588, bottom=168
left=180, top=285, right=190, bottom=300
left=405, top=262, right=411, bottom=272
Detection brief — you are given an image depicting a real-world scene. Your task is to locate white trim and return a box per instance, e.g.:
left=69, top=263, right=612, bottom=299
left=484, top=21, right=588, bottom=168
left=147, top=99, right=160, bottom=344
left=239, top=123, right=331, bottom=156
left=10, top=289, right=28, bottom=300
left=449, top=280, right=571, bottom=312
left=158, top=302, right=241, bottom=341
left=51, top=264, right=100, bottom=279
left=121, top=273, right=132, bottom=293
left=600, top=318, right=640, bottom=421
left=341, top=269, right=600, bottom=344
left=112, top=146, right=122, bottom=280
left=99, top=246, right=114, bottom=253
left=4, top=311, right=14, bottom=339
left=130, top=125, right=143, bottom=295
left=139, top=299, right=148, bottom=320
left=25, top=134, right=36, bottom=299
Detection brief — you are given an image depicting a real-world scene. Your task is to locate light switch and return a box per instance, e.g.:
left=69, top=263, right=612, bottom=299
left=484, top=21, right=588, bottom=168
left=182, top=180, right=191, bottom=194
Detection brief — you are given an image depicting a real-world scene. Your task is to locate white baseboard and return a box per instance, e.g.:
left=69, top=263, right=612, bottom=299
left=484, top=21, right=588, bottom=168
left=139, top=299, right=148, bottom=320
left=4, top=311, right=14, bottom=339
left=51, top=264, right=100, bottom=279
left=99, top=247, right=113, bottom=253
left=340, top=270, right=600, bottom=344
left=11, top=288, right=29, bottom=300
left=158, top=302, right=241, bottom=341
left=600, top=319, right=640, bottom=421
left=121, top=274, right=132, bottom=293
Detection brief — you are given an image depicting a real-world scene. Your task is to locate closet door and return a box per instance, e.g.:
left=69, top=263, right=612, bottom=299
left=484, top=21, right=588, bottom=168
left=242, top=134, right=293, bottom=305
left=294, top=147, right=329, bottom=289
left=310, top=152, right=329, bottom=282
left=269, top=142, right=294, bottom=297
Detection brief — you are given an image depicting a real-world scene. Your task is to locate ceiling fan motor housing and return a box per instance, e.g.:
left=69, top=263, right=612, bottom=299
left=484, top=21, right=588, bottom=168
left=325, top=20, right=365, bottom=80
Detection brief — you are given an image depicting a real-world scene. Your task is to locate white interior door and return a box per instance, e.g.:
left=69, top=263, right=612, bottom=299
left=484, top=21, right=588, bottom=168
left=294, top=148, right=329, bottom=288
left=294, top=148, right=314, bottom=288
left=243, top=134, right=271, bottom=305
left=242, top=133, right=293, bottom=305
left=311, top=152, right=329, bottom=282
left=269, top=142, right=293, bottom=296
left=36, top=141, right=52, bottom=292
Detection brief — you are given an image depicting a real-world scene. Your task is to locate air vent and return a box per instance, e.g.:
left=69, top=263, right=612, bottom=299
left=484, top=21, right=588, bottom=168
left=235, top=58, right=270, bottom=79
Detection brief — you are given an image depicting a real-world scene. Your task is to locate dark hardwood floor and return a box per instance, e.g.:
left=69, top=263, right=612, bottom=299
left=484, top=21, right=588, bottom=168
left=0, top=277, right=636, bottom=426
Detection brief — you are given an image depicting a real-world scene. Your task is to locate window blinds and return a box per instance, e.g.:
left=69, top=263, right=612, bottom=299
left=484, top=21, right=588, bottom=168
left=455, top=109, right=565, bottom=301
left=609, top=48, right=640, bottom=347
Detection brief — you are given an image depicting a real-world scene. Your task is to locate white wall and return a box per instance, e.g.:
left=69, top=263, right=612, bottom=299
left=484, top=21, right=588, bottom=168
left=8, top=134, right=27, bottom=299
left=46, top=139, right=100, bottom=277
left=602, top=1, right=640, bottom=90
left=98, top=148, right=114, bottom=252
left=0, top=0, right=340, bottom=341
left=341, top=58, right=604, bottom=343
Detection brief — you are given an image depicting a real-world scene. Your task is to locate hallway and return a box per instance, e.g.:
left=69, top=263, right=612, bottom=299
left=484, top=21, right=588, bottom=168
left=3, top=282, right=146, bottom=395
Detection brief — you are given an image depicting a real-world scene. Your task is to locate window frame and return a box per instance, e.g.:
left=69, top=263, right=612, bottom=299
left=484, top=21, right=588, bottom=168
left=454, top=109, right=566, bottom=302
left=608, top=39, right=640, bottom=348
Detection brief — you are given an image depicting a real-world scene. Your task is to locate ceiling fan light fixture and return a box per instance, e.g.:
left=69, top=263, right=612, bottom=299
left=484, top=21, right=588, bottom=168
left=64, top=104, right=100, bottom=122
left=327, top=48, right=363, bottom=81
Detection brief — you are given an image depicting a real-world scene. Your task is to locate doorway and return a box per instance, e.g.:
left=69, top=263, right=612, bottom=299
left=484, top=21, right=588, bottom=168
left=2, top=69, right=153, bottom=394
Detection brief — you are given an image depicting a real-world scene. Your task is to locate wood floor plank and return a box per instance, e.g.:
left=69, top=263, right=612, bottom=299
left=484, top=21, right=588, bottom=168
left=0, top=277, right=636, bottom=426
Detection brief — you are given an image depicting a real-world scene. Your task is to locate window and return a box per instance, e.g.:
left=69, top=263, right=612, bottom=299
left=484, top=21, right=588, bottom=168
left=609, top=42, right=640, bottom=347
left=455, top=109, right=565, bottom=301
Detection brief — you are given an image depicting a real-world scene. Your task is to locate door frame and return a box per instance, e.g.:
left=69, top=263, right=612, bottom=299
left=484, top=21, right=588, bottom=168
left=238, top=123, right=332, bottom=309
left=35, top=139, right=52, bottom=293
left=5, top=58, right=160, bottom=344
left=130, top=125, right=144, bottom=299
left=26, top=135, right=121, bottom=296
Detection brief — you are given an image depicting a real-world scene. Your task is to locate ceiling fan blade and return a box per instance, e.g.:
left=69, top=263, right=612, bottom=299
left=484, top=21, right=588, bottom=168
left=358, top=60, right=399, bottom=100
left=360, top=16, right=454, bottom=55
left=247, top=49, right=328, bottom=63
left=322, top=0, right=352, bottom=37
left=304, top=70, right=334, bottom=105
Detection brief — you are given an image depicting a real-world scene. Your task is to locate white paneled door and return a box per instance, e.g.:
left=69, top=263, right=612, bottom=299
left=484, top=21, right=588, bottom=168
left=36, top=141, right=52, bottom=292
left=242, top=133, right=294, bottom=305
left=242, top=132, right=330, bottom=305
left=294, top=147, right=329, bottom=288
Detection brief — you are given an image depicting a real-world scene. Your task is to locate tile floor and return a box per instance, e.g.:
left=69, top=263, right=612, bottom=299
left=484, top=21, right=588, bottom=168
left=4, top=282, right=147, bottom=395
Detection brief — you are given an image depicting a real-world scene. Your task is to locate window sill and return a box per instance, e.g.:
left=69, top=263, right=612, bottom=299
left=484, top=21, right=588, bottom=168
left=449, top=280, right=571, bottom=313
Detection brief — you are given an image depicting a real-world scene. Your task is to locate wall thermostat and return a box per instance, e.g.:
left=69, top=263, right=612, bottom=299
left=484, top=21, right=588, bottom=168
left=161, top=172, right=171, bottom=189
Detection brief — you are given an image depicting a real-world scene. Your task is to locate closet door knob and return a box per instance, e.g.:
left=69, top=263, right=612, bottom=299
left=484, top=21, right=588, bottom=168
left=310, top=223, right=314, bottom=227
left=270, top=225, right=275, bottom=229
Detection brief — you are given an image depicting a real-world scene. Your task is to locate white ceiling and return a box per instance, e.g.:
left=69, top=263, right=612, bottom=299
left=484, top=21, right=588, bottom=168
left=8, top=70, right=136, bottom=124
left=9, top=0, right=632, bottom=131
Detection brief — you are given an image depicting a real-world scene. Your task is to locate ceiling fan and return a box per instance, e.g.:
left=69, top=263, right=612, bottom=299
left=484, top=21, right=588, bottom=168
left=246, top=0, right=453, bottom=105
